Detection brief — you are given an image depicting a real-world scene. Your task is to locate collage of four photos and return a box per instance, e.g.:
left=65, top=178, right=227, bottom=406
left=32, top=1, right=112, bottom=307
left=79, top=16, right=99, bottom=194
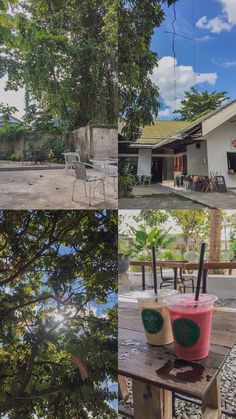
left=0, top=0, right=236, bottom=418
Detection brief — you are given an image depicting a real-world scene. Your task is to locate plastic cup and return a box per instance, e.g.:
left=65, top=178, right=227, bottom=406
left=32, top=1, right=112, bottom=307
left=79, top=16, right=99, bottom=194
left=164, top=293, right=218, bottom=360
left=137, top=289, right=179, bottom=346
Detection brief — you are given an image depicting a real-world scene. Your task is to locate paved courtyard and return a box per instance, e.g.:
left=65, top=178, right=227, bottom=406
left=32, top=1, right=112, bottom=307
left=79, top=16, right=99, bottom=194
left=0, top=167, right=117, bottom=209
left=119, top=183, right=236, bottom=209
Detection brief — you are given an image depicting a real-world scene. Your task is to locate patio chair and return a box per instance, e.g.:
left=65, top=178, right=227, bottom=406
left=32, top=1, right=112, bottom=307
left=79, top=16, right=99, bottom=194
left=159, top=268, right=176, bottom=289
left=72, top=161, right=106, bottom=206
left=23, top=150, right=34, bottom=165
left=64, top=153, right=80, bottom=175
left=179, top=268, right=195, bottom=293
left=107, top=164, right=118, bottom=191
left=159, top=267, right=187, bottom=292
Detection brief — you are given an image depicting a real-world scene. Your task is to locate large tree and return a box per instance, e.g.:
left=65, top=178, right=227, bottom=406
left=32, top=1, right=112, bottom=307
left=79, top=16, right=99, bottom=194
left=0, top=1, right=118, bottom=131
left=0, top=210, right=117, bottom=418
left=209, top=209, right=222, bottom=263
left=169, top=210, right=210, bottom=252
left=119, top=0, right=177, bottom=139
left=176, top=87, right=229, bottom=121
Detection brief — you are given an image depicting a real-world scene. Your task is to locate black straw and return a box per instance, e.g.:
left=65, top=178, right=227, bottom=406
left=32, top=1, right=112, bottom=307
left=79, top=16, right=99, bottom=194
left=195, top=243, right=206, bottom=301
left=152, top=246, right=158, bottom=296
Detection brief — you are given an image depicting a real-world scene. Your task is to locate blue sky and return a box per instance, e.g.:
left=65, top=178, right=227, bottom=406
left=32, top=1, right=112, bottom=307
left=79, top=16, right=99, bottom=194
left=151, top=0, right=236, bottom=119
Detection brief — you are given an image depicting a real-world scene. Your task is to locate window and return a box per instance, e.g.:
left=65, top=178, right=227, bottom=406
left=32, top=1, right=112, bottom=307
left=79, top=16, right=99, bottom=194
left=227, top=152, right=236, bottom=173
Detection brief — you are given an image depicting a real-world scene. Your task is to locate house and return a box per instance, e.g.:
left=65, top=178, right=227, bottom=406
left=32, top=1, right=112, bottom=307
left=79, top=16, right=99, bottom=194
left=119, top=100, right=236, bottom=188
left=0, top=115, right=21, bottom=128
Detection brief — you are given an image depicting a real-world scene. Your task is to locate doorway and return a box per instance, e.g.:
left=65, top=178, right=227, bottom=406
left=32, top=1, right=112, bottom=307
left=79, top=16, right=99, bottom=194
left=151, top=157, right=163, bottom=183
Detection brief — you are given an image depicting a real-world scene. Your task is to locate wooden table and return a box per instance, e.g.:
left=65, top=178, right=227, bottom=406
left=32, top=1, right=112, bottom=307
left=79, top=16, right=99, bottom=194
left=119, top=298, right=236, bottom=418
left=129, top=260, right=236, bottom=293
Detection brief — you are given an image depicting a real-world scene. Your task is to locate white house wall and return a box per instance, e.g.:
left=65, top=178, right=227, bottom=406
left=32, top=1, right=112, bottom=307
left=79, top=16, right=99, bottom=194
left=206, top=120, right=236, bottom=188
left=187, top=141, right=208, bottom=176
left=137, top=149, right=152, bottom=176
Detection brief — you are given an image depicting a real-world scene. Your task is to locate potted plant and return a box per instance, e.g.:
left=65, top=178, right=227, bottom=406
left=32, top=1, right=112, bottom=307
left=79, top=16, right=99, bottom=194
left=118, top=235, right=132, bottom=274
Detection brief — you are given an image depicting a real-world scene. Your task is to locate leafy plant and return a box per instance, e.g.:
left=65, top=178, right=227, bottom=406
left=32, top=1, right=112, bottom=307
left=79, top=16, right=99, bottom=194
left=130, top=226, right=175, bottom=260
left=9, top=150, right=22, bottom=161
left=0, top=210, right=117, bottom=418
left=118, top=171, right=135, bottom=198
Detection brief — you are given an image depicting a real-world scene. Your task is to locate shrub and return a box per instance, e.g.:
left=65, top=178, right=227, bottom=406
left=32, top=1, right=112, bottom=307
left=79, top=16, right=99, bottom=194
left=118, top=170, right=135, bottom=198
left=36, top=136, right=66, bottom=163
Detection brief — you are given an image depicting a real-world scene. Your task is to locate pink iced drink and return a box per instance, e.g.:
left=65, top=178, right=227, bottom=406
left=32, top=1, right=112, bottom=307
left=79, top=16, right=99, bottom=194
left=164, top=294, right=217, bottom=360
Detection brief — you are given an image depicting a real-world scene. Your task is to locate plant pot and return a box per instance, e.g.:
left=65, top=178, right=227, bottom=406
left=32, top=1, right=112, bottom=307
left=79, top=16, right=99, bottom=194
left=118, top=253, right=129, bottom=274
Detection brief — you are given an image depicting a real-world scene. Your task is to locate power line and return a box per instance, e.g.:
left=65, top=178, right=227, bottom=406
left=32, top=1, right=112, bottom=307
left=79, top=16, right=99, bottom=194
left=171, top=3, right=177, bottom=111
left=192, top=0, right=197, bottom=88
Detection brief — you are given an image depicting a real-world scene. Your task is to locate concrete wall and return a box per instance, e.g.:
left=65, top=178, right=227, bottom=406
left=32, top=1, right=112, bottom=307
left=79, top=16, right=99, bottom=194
left=206, top=119, right=236, bottom=187
left=0, top=132, right=63, bottom=156
left=0, top=124, right=117, bottom=161
left=187, top=141, right=208, bottom=176
left=70, top=126, right=91, bottom=160
left=137, top=149, right=152, bottom=176
left=91, top=127, right=117, bottom=159
left=70, top=125, right=117, bottom=160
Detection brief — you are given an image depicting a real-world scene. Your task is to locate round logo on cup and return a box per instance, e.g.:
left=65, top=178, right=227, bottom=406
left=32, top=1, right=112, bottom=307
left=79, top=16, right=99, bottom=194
left=141, top=309, right=164, bottom=334
left=173, top=318, right=200, bottom=347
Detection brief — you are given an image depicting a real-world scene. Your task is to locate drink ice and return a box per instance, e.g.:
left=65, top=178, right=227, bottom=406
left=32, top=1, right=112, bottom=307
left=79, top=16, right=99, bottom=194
left=137, top=289, right=178, bottom=346
left=164, top=293, right=217, bottom=360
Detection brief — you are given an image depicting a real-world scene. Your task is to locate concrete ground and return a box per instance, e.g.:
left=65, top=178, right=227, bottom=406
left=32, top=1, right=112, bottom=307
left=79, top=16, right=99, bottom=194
left=119, top=182, right=236, bottom=209
left=119, top=184, right=206, bottom=209
left=0, top=168, right=117, bottom=209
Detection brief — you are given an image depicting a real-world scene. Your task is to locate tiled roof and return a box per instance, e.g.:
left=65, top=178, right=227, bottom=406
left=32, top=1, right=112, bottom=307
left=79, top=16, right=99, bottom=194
left=136, top=100, right=236, bottom=145
left=139, top=120, right=190, bottom=140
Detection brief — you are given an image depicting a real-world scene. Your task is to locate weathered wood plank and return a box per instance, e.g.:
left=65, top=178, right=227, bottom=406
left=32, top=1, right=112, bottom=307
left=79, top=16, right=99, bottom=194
left=118, top=405, right=134, bottom=418
left=202, top=374, right=221, bottom=418
left=118, top=327, right=230, bottom=399
left=118, top=375, right=129, bottom=401
left=133, top=380, right=172, bottom=419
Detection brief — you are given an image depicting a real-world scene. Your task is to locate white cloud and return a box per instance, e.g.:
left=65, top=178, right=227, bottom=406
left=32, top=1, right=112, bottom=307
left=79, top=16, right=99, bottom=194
left=196, top=0, right=236, bottom=33
left=221, top=0, right=236, bottom=24
left=0, top=77, right=25, bottom=118
left=151, top=56, right=217, bottom=116
left=196, top=35, right=212, bottom=42
left=196, top=15, right=233, bottom=33
left=222, top=60, right=236, bottom=68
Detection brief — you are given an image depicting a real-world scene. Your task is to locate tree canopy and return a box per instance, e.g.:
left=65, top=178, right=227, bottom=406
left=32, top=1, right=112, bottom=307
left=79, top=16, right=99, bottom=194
left=0, top=1, right=118, bottom=132
left=119, top=0, right=177, bottom=139
left=0, top=210, right=117, bottom=418
left=175, top=87, right=229, bottom=121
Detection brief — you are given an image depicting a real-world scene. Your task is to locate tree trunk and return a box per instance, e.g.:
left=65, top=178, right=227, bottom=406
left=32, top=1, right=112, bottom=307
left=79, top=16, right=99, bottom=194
left=209, top=209, right=222, bottom=264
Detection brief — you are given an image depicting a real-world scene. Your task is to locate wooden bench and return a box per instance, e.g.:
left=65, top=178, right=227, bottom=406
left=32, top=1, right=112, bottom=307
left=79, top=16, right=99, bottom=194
left=118, top=294, right=236, bottom=418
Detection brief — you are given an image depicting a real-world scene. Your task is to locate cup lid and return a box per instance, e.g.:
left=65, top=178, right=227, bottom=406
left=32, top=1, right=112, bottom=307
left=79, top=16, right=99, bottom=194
left=136, top=289, right=178, bottom=301
left=164, top=293, right=218, bottom=307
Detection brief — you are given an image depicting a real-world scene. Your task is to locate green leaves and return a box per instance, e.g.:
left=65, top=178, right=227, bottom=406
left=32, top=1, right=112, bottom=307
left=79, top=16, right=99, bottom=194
left=175, top=87, right=230, bottom=121
left=119, top=0, right=177, bottom=138
left=0, top=210, right=117, bottom=417
left=0, top=0, right=118, bottom=130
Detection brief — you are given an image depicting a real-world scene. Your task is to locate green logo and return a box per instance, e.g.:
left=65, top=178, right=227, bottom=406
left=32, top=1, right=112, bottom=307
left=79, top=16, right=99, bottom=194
left=173, top=318, right=200, bottom=347
left=141, top=309, right=164, bottom=334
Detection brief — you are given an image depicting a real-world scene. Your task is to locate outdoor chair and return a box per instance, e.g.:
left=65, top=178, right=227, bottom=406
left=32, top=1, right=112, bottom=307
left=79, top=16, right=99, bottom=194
left=107, top=164, right=118, bottom=191
left=72, top=161, right=106, bottom=207
left=179, top=268, right=195, bottom=293
left=64, top=153, right=80, bottom=175
left=159, top=268, right=176, bottom=289
left=23, top=150, right=34, bottom=165
left=36, top=149, right=49, bottom=164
